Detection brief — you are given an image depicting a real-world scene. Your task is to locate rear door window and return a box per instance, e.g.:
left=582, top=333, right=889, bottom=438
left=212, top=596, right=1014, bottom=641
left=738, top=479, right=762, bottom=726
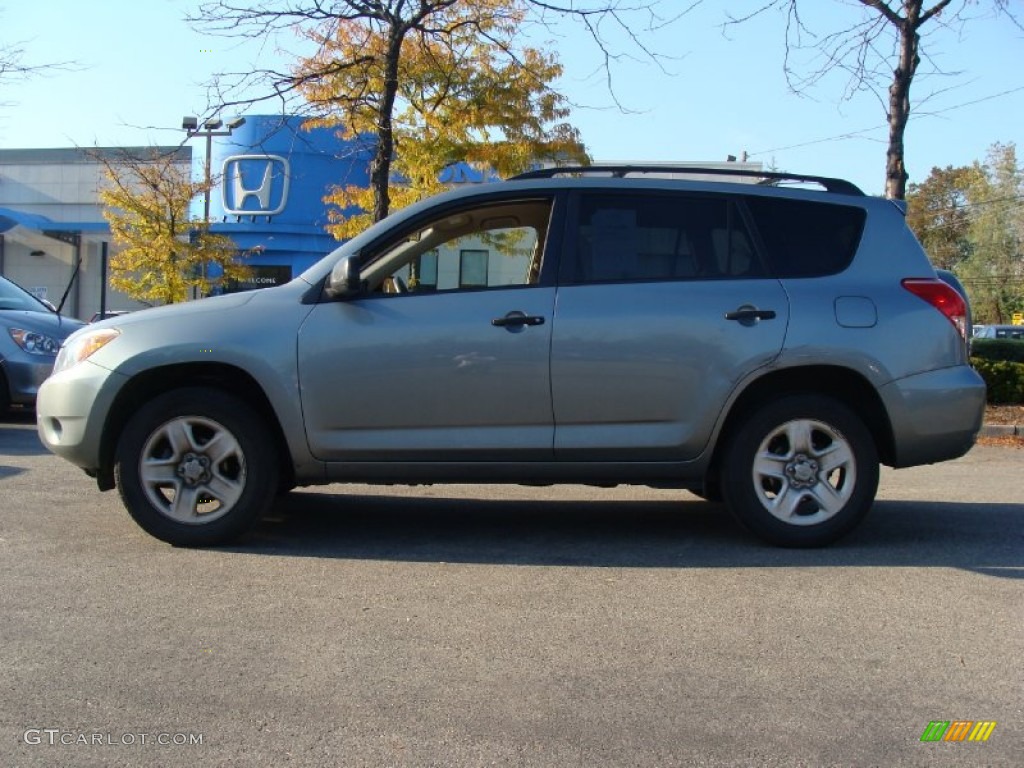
left=565, top=193, right=764, bottom=284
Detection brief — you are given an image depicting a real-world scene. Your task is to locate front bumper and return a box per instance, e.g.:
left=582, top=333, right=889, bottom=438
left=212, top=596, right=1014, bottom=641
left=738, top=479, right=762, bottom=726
left=881, top=364, right=987, bottom=468
left=1, top=354, right=56, bottom=405
left=35, top=359, right=126, bottom=471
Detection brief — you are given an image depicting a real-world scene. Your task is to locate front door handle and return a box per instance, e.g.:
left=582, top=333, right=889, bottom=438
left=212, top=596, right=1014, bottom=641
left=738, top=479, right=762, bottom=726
left=725, top=307, right=777, bottom=322
left=492, top=311, right=546, bottom=328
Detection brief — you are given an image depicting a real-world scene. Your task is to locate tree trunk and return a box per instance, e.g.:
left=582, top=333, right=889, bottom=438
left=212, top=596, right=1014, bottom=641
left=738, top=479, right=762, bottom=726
left=884, top=6, right=920, bottom=200
left=371, top=29, right=405, bottom=223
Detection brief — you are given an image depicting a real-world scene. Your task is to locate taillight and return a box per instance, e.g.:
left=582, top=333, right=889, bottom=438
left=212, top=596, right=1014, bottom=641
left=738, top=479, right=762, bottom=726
left=901, top=278, right=967, bottom=340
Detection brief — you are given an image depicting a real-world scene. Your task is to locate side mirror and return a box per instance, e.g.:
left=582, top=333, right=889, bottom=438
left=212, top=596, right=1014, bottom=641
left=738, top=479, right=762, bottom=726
left=326, top=254, right=363, bottom=298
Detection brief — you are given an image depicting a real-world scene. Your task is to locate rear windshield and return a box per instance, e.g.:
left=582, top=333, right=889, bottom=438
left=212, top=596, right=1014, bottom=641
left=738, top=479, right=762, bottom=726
left=744, top=196, right=866, bottom=278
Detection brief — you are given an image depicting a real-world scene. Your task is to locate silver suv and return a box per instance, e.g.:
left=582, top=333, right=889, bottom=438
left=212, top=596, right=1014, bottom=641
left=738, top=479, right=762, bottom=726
left=36, top=166, right=986, bottom=547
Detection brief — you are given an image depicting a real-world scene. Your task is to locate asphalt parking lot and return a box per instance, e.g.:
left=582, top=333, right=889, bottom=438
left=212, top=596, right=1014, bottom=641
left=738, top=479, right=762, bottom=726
left=1, top=408, right=1021, bottom=767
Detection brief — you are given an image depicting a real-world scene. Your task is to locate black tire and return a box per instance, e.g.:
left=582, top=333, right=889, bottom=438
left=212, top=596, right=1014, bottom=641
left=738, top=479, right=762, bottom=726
left=114, top=387, right=279, bottom=546
left=0, top=370, right=10, bottom=416
left=690, top=479, right=722, bottom=503
left=721, top=394, right=878, bottom=548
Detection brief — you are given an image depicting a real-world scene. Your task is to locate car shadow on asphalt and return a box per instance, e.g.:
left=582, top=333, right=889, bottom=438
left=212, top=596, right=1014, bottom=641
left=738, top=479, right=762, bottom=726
left=0, top=464, right=26, bottom=480
left=224, top=491, right=1024, bottom=576
left=0, top=408, right=35, bottom=424
left=0, top=410, right=48, bottom=456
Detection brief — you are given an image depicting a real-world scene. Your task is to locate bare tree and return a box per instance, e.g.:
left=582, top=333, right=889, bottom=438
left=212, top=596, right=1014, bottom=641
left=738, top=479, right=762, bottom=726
left=1, top=4, right=77, bottom=107
left=0, top=39, right=73, bottom=105
left=0, top=38, right=43, bottom=82
left=726, top=1, right=1021, bottom=199
left=188, top=1, right=684, bottom=222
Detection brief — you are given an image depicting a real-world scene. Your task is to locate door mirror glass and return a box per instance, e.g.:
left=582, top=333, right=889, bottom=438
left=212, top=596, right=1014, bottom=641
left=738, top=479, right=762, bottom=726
left=326, top=254, right=363, bottom=298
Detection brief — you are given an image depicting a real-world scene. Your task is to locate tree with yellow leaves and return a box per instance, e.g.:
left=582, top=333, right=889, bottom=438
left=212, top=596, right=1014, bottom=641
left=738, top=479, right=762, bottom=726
left=191, top=0, right=609, bottom=238
left=296, top=3, right=589, bottom=239
left=98, top=148, right=250, bottom=305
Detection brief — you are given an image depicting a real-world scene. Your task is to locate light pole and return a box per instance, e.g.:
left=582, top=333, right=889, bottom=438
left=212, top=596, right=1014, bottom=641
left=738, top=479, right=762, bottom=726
left=181, top=116, right=245, bottom=297
left=182, top=116, right=246, bottom=222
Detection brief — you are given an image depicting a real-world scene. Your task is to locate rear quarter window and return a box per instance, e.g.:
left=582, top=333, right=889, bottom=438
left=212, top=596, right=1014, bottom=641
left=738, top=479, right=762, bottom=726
left=744, top=196, right=866, bottom=278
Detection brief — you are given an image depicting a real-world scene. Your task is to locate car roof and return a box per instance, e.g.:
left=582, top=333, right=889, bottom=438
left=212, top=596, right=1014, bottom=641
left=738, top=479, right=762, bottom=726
left=509, top=165, right=865, bottom=196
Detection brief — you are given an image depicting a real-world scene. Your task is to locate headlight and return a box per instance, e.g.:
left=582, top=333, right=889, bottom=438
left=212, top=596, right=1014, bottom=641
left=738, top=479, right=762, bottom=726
left=8, top=328, right=62, bottom=356
left=52, top=328, right=121, bottom=374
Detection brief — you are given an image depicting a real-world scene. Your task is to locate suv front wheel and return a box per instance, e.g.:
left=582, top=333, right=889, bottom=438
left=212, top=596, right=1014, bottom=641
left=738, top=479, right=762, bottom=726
left=721, top=394, right=879, bottom=547
left=114, top=388, right=279, bottom=546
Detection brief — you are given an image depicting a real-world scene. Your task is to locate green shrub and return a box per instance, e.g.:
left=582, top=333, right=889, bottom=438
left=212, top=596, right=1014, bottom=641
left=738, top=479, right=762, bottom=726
left=971, top=338, right=1024, bottom=363
left=971, top=358, right=1024, bottom=404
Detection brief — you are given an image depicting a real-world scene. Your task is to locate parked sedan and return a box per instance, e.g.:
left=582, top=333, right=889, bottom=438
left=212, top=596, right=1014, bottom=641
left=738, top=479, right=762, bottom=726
left=974, top=324, right=1024, bottom=340
left=0, top=276, right=84, bottom=412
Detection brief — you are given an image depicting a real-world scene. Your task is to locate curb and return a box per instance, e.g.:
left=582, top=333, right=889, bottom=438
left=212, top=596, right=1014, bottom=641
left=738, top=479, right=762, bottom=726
left=980, top=424, right=1022, bottom=437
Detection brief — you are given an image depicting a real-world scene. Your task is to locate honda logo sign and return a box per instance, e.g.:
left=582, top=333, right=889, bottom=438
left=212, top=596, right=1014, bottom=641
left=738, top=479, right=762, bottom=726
left=221, top=155, right=290, bottom=216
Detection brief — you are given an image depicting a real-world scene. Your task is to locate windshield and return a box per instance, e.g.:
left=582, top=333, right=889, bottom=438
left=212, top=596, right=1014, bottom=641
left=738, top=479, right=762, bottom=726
left=0, top=277, right=53, bottom=313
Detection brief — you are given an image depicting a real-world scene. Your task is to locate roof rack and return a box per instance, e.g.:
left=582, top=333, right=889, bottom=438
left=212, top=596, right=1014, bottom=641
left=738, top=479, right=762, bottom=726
left=508, top=165, right=864, bottom=196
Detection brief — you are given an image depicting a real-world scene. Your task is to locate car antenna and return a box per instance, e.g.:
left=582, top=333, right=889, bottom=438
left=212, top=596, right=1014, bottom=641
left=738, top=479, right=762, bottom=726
left=55, top=258, right=82, bottom=316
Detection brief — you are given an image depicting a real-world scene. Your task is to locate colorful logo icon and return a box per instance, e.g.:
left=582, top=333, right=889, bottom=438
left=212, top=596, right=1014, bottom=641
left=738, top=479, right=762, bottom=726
left=920, top=721, right=996, bottom=742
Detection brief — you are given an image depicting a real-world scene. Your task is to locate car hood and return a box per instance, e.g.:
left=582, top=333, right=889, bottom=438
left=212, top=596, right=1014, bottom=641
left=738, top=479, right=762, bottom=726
left=88, top=291, right=260, bottom=331
left=74, top=283, right=314, bottom=379
left=0, top=309, right=85, bottom=338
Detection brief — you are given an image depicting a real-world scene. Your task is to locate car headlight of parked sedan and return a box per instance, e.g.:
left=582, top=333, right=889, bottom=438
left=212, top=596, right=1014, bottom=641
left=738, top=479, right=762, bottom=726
left=8, top=328, right=63, bottom=356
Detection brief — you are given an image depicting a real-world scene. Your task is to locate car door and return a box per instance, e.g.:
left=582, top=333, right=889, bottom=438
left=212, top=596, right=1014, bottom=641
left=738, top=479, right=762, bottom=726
left=297, top=196, right=560, bottom=462
left=550, top=191, right=790, bottom=461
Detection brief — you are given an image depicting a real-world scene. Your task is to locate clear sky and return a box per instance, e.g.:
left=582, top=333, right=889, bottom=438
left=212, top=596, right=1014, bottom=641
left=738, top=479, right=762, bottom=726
left=2, top=0, right=1022, bottom=196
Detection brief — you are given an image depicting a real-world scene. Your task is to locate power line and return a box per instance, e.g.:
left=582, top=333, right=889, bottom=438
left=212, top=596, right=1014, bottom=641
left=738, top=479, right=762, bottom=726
left=959, top=276, right=1024, bottom=283
left=747, top=85, right=1024, bottom=158
left=910, top=193, right=1024, bottom=221
left=748, top=126, right=883, bottom=157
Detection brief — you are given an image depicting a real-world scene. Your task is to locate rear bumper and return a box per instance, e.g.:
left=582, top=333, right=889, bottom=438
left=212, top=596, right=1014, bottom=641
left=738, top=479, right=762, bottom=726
left=881, top=364, right=986, bottom=468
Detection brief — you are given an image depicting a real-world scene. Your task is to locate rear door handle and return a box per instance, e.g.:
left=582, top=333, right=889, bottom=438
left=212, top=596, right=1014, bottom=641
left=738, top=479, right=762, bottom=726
left=725, top=307, right=777, bottom=322
left=492, top=311, right=545, bottom=328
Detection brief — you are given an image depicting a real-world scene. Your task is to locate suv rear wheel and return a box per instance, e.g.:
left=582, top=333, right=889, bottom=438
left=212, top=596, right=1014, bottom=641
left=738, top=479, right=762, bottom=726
left=114, top=387, right=278, bottom=546
left=721, top=394, right=879, bottom=547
